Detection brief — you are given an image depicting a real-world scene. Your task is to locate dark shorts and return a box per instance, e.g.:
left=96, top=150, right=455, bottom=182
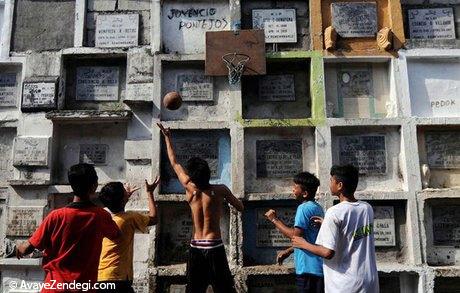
left=186, top=245, right=236, bottom=293
left=296, top=273, right=324, bottom=293
left=96, top=280, right=135, bottom=293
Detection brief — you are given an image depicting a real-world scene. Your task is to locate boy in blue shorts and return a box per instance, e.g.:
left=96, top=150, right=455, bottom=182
left=265, top=172, right=324, bottom=293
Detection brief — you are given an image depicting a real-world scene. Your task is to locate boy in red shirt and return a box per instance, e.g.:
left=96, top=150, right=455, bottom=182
left=16, top=163, right=120, bottom=292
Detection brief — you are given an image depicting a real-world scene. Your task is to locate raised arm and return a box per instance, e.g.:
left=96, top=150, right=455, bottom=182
left=222, top=185, right=244, bottom=212
left=157, top=123, right=192, bottom=188
left=145, top=177, right=160, bottom=226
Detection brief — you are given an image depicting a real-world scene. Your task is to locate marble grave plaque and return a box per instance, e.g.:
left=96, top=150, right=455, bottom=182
left=256, top=140, right=302, bottom=178
left=76, top=67, right=119, bottom=101
left=425, top=132, right=460, bottom=169
left=176, top=74, right=213, bottom=102
left=252, top=9, right=297, bottom=43
left=256, top=208, right=295, bottom=247
left=259, top=74, right=295, bottom=102
left=79, top=144, right=109, bottom=165
left=96, top=14, right=139, bottom=47
left=339, top=135, right=386, bottom=174
left=373, top=206, right=396, bottom=246
left=6, top=206, right=43, bottom=237
left=13, top=137, right=50, bottom=167
left=432, top=205, right=460, bottom=246
left=408, top=8, right=456, bottom=40
left=332, top=2, right=378, bottom=38
left=337, top=67, right=373, bottom=117
left=0, top=73, right=17, bottom=107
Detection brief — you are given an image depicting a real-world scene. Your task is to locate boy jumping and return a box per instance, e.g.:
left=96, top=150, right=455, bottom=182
left=292, top=165, right=379, bottom=293
left=16, top=163, right=120, bottom=292
left=158, top=123, right=244, bottom=293
left=97, top=177, right=160, bottom=292
left=264, top=172, right=324, bottom=293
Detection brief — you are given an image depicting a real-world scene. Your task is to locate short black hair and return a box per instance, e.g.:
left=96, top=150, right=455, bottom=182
left=68, top=163, right=98, bottom=197
left=294, top=172, right=320, bottom=200
left=186, top=157, right=211, bottom=190
left=330, top=165, right=359, bottom=196
left=99, top=182, right=125, bottom=213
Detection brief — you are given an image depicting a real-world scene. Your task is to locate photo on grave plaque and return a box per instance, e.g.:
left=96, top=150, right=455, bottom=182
left=96, top=14, right=139, bottom=48
left=0, top=73, right=18, bottom=107
left=408, top=8, right=456, bottom=40
left=79, top=144, right=109, bottom=165
left=258, top=74, right=296, bottom=102
left=338, top=135, right=387, bottom=175
left=256, top=140, right=303, bottom=178
left=256, top=208, right=295, bottom=247
left=21, top=78, right=58, bottom=112
left=331, top=2, right=378, bottom=38
left=76, top=67, right=119, bottom=101
left=337, top=67, right=376, bottom=118
left=373, top=206, right=396, bottom=246
left=6, top=206, right=43, bottom=237
left=176, top=74, right=213, bottom=102
left=425, top=132, right=460, bottom=169
left=432, top=206, right=460, bottom=246
left=163, top=138, right=219, bottom=180
left=252, top=9, right=297, bottom=43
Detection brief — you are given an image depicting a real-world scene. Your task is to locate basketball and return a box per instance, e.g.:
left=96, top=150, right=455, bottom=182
left=163, top=91, right=182, bottom=110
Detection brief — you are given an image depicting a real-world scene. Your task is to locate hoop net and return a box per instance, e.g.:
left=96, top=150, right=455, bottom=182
left=222, top=53, right=250, bottom=85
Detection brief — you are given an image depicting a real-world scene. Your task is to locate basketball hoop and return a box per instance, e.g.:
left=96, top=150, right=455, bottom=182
left=222, top=53, right=250, bottom=85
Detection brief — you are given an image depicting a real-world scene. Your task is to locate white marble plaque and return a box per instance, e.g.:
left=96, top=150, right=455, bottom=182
left=6, top=206, right=43, bottom=237
left=425, top=132, right=460, bottom=169
left=373, top=206, right=396, bottom=246
left=96, top=14, right=139, bottom=48
left=13, top=137, right=50, bottom=167
left=177, top=74, right=213, bottom=101
left=252, top=9, right=297, bottom=43
left=432, top=205, right=460, bottom=245
left=22, top=80, right=57, bottom=110
left=256, top=208, right=295, bottom=247
left=408, top=8, right=456, bottom=40
left=259, top=74, right=295, bottom=102
left=79, top=144, right=108, bottom=165
left=332, top=2, right=378, bottom=38
left=339, top=135, right=386, bottom=174
left=0, top=73, right=17, bottom=107
left=76, top=67, right=119, bottom=101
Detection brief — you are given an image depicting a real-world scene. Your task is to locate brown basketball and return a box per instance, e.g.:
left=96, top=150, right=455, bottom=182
left=163, top=91, right=182, bottom=110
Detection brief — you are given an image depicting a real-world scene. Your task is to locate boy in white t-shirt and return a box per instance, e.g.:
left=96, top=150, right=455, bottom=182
left=291, top=165, right=379, bottom=293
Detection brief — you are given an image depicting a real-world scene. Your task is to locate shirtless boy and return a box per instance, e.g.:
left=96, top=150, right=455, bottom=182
left=157, top=123, right=244, bottom=293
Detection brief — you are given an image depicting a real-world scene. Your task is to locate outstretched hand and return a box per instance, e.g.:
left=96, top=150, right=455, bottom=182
left=157, top=123, right=171, bottom=138
left=145, top=176, right=160, bottom=193
left=124, top=183, right=140, bottom=198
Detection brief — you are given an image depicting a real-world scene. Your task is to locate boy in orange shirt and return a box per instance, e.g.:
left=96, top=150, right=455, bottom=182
left=97, top=177, right=160, bottom=292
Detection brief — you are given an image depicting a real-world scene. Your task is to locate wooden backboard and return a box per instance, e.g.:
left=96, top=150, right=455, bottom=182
left=205, top=30, right=266, bottom=76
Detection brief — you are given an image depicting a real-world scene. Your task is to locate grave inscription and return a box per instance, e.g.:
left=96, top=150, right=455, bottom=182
left=0, top=73, right=17, bottom=107
left=176, top=74, right=213, bottom=102
left=408, top=8, right=456, bottom=40
left=256, top=140, right=302, bottom=178
left=252, top=9, right=297, bottom=43
left=425, top=132, right=460, bottom=169
left=21, top=78, right=58, bottom=111
left=76, top=67, right=119, bottom=101
left=339, top=135, right=386, bottom=174
left=96, top=14, right=139, bottom=47
left=332, top=2, right=378, bottom=38
left=13, top=137, right=50, bottom=167
left=337, top=67, right=374, bottom=117
left=79, top=144, right=109, bottom=165
left=259, top=75, right=296, bottom=102
left=6, top=206, right=43, bottom=236
left=373, top=206, right=396, bottom=246
left=432, top=206, right=460, bottom=246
